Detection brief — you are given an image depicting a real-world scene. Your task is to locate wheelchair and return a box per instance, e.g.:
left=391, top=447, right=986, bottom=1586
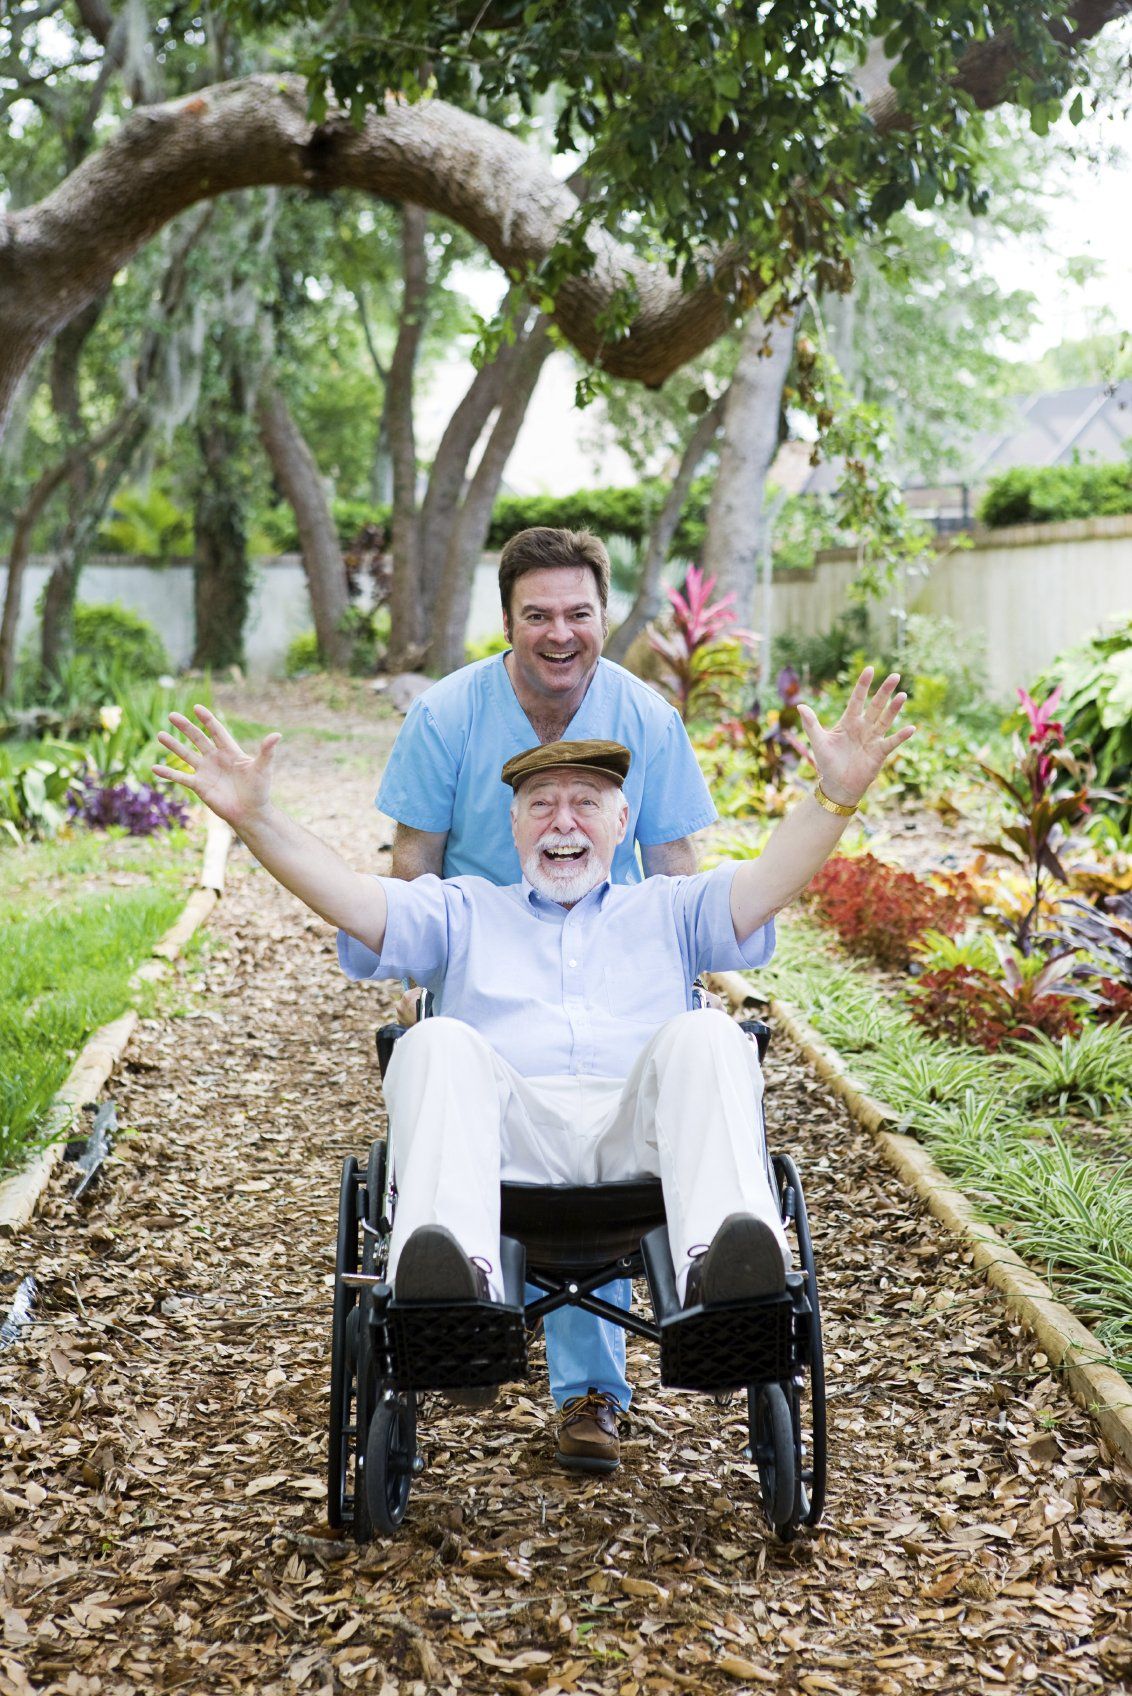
left=327, top=1007, right=827, bottom=1545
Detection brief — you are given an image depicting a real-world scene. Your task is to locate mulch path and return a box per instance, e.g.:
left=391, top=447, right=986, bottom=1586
left=2, top=681, right=1131, bottom=1696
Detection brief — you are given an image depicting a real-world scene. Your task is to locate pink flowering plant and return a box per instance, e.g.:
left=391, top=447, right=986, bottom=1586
left=975, top=684, right=1106, bottom=953
left=647, top=565, right=756, bottom=723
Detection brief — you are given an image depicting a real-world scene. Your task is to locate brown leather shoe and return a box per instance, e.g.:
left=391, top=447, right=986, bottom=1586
left=556, top=1389, right=621, bottom=1474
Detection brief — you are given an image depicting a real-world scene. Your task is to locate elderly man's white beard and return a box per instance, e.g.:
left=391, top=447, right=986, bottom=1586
left=523, top=831, right=608, bottom=905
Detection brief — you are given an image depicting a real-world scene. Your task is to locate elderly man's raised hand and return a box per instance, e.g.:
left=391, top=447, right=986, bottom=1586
left=797, top=667, right=915, bottom=807
left=154, top=705, right=281, bottom=830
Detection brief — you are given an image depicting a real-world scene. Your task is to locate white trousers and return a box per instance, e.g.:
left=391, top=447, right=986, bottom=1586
left=383, top=1010, right=789, bottom=1303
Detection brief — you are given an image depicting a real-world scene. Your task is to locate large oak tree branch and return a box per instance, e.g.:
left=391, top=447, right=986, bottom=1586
left=0, top=74, right=746, bottom=439
left=1, top=0, right=1127, bottom=439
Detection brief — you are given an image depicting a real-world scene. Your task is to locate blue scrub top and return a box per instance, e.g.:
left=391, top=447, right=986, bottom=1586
left=376, top=654, right=717, bottom=885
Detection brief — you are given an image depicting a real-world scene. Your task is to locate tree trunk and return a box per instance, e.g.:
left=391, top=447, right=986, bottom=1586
left=605, top=394, right=728, bottom=664
left=384, top=205, right=429, bottom=670
left=256, top=380, right=352, bottom=669
left=428, top=316, right=553, bottom=675
left=2, top=453, right=83, bottom=697
left=417, top=290, right=532, bottom=607
left=700, top=309, right=799, bottom=618
left=38, top=413, right=144, bottom=681
left=192, top=414, right=250, bottom=670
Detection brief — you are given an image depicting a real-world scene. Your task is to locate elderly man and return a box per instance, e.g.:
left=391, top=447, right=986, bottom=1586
left=375, top=525, right=718, bottom=1465
left=156, top=669, right=913, bottom=1454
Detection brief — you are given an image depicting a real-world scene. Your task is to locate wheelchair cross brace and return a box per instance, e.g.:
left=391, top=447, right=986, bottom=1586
left=523, top=1253, right=661, bottom=1343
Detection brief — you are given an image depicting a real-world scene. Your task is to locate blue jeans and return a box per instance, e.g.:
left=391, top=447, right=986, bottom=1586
left=528, top=1277, right=632, bottom=1409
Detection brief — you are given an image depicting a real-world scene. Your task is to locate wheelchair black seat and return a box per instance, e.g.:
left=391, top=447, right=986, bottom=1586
left=501, top=1177, right=665, bottom=1273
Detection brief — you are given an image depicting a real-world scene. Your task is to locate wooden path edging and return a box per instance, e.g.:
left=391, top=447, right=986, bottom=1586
left=0, top=814, right=233, bottom=1238
left=704, top=968, right=1132, bottom=1469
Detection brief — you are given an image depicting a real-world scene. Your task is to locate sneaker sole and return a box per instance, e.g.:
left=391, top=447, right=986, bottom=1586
left=555, top=1450, right=621, bottom=1475
left=395, top=1224, right=480, bottom=1302
left=699, top=1214, right=788, bottom=1305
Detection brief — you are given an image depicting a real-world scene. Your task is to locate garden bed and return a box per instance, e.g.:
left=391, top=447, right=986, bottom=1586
left=750, top=915, right=1132, bottom=1381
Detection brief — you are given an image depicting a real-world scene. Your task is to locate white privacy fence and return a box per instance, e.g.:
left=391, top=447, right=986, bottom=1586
left=4, top=514, right=1129, bottom=690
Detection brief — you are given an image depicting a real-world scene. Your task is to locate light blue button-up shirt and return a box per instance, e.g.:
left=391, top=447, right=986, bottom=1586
left=337, top=862, right=773, bottom=1079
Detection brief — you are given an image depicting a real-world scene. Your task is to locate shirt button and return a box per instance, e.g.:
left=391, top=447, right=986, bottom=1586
left=568, top=958, right=578, bottom=968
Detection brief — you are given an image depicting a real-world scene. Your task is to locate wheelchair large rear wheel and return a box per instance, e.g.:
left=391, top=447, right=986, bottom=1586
left=365, top=1393, right=418, bottom=1535
left=328, top=1156, right=361, bottom=1531
left=773, top=1152, right=827, bottom=1529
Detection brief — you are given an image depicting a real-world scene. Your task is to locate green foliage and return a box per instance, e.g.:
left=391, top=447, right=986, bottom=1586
left=229, top=0, right=1102, bottom=320
left=756, top=919, right=1132, bottom=1373
left=999, top=330, right=1132, bottom=394
left=0, top=678, right=211, bottom=844
left=978, top=456, right=1132, bottom=527
left=465, top=631, right=510, bottom=664
left=1045, top=617, right=1132, bottom=818
left=256, top=498, right=393, bottom=554
left=486, top=480, right=709, bottom=558
left=772, top=609, right=870, bottom=688
left=340, top=605, right=391, bottom=675
left=0, top=746, right=80, bottom=844
left=97, top=485, right=192, bottom=560
left=71, top=603, right=169, bottom=682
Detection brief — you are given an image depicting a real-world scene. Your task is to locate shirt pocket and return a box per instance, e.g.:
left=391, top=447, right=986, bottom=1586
left=603, top=953, right=687, bottom=1020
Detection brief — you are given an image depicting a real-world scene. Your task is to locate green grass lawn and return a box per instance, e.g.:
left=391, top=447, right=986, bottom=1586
left=0, top=824, right=199, bottom=1172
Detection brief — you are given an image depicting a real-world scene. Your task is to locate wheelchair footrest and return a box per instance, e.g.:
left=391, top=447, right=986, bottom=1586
left=641, top=1225, right=810, bottom=1391
left=375, top=1233, right=529, bottom=1391
left=381, top=1296, right=529, bottom=1391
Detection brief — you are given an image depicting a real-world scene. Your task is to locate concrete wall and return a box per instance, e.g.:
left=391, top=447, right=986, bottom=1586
left=2, top=554, right=633, bottom=676
left=2, top=556, right=316, bottom=677
left=5, top=515, right=1128, bottom=688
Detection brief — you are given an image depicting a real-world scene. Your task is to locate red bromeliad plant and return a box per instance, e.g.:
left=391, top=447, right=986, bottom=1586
left=648, top=565, right=756, bottom=722
left=976, top=684, right=1102, bottom=954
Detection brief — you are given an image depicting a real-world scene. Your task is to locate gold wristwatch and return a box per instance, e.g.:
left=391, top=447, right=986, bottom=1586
left=813, top=783, right=858, bottom=817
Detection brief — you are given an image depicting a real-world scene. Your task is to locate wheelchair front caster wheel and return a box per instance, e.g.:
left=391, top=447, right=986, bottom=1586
left=365, top=1395, right=418, bottom=1535
left=751, top=1382, right=796, bottom=1540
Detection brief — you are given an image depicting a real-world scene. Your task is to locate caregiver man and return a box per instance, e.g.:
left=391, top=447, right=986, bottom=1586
left=375, top=525, right=717, bottom=1471
left=154, top=669, right=914, bottom=1468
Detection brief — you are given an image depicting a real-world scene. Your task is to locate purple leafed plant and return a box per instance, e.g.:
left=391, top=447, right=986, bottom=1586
left=68, top=776, right=189, bottom=836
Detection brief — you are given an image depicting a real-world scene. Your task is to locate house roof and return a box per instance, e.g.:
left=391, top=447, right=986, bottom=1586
left=789, top=379, right=1132, bottom=497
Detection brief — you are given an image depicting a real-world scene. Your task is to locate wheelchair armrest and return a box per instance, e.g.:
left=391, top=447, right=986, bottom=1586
left=375, top=1023, right=409, bottom=1080
left=375, top=992, right=434, bottom=1080
left=739, top=1018, right=771, bottom=1062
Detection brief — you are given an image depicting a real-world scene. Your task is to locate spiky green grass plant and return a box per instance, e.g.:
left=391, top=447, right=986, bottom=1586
left=755, top=918, right=1132, bottom=1376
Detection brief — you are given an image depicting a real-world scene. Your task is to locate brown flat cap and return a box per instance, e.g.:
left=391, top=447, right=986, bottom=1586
left=501, top=738, right=632, bottom=791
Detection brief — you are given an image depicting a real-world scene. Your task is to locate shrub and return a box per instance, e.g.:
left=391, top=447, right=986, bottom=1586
left=1005, top=1024, right=1132, bottom=1116
left=978, top=457, right=1132, bottom=528
left=806, top=853, right=972, bottom=968
left=772, top=608, right=869, bottom=688
left=97, top=485, right=192, bottom=559
left=285, top=631, right=323, bottom=676
left=72, top=602, right=169, bottom=681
